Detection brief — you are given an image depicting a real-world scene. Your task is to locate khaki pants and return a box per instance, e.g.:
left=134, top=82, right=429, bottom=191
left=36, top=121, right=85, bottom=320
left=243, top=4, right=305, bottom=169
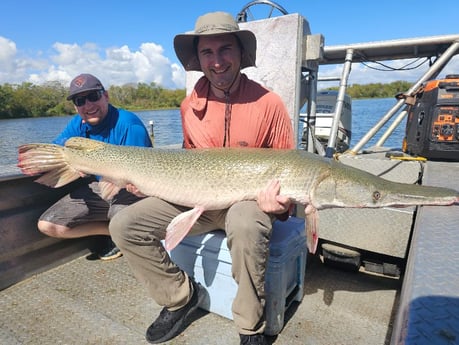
left=109, top=196, right=274, bottom=335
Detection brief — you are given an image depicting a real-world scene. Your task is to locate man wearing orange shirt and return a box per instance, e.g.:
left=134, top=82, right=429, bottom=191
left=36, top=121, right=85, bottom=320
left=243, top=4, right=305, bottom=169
left=110, top=11, right=294, bottom=345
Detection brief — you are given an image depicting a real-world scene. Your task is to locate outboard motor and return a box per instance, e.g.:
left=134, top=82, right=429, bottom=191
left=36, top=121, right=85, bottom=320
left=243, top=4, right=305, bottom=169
left=314, top=90, right=352, bottom=153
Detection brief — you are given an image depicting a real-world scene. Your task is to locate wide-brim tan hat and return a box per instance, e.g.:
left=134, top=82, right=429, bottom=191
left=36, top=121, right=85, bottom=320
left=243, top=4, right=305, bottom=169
left=174, top=11, right=257, bottom=72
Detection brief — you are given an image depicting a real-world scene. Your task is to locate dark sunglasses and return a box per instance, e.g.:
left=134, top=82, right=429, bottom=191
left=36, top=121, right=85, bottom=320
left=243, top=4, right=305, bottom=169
left=72, top=90, right=104, bottom=107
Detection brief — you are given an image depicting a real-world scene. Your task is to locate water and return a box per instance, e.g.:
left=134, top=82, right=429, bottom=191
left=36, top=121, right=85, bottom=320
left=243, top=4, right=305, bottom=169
left=350, top=97, right=406, bottom=149
left=1, top=98, right=405, bottom=176
left=1, top=109, right=183, bottom=176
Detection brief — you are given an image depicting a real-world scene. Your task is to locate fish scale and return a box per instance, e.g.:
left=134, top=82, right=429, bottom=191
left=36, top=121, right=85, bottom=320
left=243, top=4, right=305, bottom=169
left=17, top=137, right=459, bottom=253
left=61, top=140, right=321, bottom=208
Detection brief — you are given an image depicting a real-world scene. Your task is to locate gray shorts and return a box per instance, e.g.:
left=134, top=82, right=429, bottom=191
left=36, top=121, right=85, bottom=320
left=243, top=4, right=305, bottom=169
left=39, top=180, right=144, bottom=228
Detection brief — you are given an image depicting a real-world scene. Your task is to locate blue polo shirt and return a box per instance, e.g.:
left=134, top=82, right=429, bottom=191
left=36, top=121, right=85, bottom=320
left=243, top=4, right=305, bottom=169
left=53, top=104, right=152, bottom=148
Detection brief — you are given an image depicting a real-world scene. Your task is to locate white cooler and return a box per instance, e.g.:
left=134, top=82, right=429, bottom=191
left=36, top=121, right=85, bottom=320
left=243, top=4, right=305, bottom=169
left=169, top=216, right=308, bottom=335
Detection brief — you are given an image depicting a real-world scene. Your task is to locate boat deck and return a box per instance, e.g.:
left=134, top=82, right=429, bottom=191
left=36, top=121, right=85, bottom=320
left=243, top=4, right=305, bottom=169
left=0, top=249, right=400, bottom=345
left=2, top=160, right=459, bottom=344
left=391, top=161, right=459, bottom=344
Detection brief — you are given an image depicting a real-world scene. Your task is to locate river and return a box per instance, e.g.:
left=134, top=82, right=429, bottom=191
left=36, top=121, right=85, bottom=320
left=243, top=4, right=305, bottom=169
left=1, top=98, right=406, bottom=177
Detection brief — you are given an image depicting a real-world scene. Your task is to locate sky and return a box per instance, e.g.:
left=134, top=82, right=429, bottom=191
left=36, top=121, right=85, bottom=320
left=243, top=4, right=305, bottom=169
left=1, top=0, right=459, bottom=90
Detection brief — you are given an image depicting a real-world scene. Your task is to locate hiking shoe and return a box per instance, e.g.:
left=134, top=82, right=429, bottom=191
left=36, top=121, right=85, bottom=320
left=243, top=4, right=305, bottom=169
left=146, top=279, right=201, bottom=343
left=240, top=334, right=268, bottom=345
left=98, top=241, right=123, bottom=261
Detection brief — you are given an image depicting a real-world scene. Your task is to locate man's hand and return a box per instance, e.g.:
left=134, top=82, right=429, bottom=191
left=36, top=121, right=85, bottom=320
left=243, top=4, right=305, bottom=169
left=125, top=183, right=147, bottom=197
left=257, top=179, right=291, bottom=214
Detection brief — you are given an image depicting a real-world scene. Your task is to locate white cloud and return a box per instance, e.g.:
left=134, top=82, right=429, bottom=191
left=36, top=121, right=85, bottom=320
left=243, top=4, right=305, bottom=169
left=171, top=63, right=186, bottom=89
left=1, top=35, right=458, bottom=92
left=0, top=37, right=17, bottom=72
left=0, top=36, right=50, bottom=84
left=0, top=36, right=186, bottom=89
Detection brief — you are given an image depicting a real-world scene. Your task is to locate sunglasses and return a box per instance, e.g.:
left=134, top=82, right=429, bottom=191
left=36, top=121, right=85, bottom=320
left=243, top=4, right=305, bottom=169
left=72, top=90, right=104, bottom=107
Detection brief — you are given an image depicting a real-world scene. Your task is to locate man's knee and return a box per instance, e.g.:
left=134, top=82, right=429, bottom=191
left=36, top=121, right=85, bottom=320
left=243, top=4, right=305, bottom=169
left=38, top=220, right=65, bottom=238
left=226, top=201, right=272, bottom=244
left=37, top=220, right=51, bottom=235
left=227, top=201, right=271, bottom=228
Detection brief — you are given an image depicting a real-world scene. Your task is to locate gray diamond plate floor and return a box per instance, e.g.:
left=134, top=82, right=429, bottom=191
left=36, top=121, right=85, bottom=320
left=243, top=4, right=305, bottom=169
left=0, top=251, right=400, bottom=345
left=391, top=161, right=459, bottom=345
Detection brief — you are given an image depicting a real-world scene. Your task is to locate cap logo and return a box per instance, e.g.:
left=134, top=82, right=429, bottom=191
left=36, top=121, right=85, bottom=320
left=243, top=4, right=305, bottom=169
left=73, top=76, right=86, bottom=88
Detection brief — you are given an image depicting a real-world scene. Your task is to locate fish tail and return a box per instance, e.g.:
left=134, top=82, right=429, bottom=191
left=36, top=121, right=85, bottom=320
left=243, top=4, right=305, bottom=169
left=17, top=143, right=80, bottom=188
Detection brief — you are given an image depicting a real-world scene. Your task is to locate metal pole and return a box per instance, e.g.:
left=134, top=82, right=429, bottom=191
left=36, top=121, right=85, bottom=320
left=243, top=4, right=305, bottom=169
left=326, top=48, right=353, bottom=158
left=375, top=109, right=407, bottom=147
left=149, top=120, right=155, bottom=147
left=305, top=71, right=318, bottom=153
left=350, top=40, right=459, bottom=154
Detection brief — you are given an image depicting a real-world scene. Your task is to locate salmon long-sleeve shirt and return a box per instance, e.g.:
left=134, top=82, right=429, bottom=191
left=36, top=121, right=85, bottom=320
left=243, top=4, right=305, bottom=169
left=181, top=74, right=294, bottom=149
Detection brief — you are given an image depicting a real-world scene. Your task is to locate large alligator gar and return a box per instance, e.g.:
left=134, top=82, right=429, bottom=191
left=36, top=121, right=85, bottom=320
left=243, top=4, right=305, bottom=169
left=18, top=137, right=459, bottom=253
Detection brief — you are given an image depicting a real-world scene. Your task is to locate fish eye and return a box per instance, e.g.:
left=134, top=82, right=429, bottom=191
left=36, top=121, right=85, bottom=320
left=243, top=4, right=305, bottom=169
left=373, top=191, right=381, bottom=201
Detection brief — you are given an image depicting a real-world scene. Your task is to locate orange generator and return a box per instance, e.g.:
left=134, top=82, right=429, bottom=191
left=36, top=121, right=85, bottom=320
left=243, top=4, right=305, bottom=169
left=403, top=74, right=459, bottom=161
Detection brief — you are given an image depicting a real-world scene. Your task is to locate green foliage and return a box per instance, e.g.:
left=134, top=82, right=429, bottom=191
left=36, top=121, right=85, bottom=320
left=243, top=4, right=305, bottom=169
left=0, top=82, right=186, bottom=119
left=324, top=80, right=413, bottom=99
left=0, top=80, right=413, bottom=119
left=108, top=82, right=186, bottom=110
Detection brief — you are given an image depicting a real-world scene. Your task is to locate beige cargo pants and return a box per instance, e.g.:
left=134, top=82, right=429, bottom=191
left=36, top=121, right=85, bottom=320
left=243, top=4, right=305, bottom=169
left=109, top=196, right=274, bottom=335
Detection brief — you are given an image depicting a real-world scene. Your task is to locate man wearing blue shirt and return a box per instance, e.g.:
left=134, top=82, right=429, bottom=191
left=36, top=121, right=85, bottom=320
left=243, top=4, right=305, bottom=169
left=38, top=73, right=152, bottom=260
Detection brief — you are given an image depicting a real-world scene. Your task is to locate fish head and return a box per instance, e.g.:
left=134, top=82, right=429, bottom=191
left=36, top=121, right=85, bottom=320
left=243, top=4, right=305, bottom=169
left=312, top=161, right=459, bottom=209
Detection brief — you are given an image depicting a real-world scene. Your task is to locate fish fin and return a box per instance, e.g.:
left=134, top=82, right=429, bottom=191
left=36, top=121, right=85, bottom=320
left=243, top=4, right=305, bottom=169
left=305, top=204, right=319, bottom=254
left=164, top=206, right=205, bottom=251
left=99, top=180, right=121, bottom=200
left=35, top=167, right=81, bottom=188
